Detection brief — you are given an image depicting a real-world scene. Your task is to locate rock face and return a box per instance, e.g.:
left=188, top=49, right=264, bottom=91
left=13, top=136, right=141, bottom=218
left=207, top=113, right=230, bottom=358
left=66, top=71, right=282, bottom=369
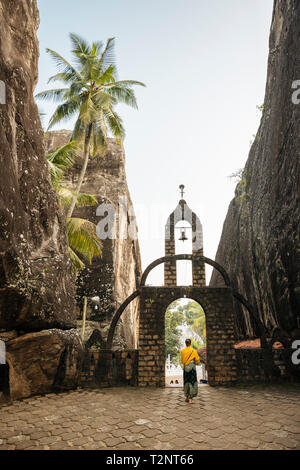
left=6, top=329, right=83, bottom=400
left=45, top=131, right=142, bottom=349
left=0, top=0, right=83, bottom=402
left=210, top=0, right=300, bottom=340
left=0, top=0, right=76, bottom=332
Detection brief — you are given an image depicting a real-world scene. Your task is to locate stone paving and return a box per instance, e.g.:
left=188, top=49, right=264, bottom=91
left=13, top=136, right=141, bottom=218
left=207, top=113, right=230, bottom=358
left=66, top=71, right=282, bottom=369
left=0, top=384, right=299, bottom=450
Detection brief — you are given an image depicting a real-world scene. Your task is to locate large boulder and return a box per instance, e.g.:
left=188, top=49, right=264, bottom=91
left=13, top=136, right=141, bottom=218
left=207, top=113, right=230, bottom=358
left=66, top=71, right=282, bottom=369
left=45, top=132, right=142, bottom=349
left=0, top=0, right=76, bottom=332
left=210, top=0, right=300, bottom=339
left=6, top=329, right=83, bottom=400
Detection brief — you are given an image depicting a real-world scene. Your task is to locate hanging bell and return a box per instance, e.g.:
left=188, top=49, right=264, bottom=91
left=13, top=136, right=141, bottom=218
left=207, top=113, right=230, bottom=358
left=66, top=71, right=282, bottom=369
left=179, top=228, right=188, bottom=242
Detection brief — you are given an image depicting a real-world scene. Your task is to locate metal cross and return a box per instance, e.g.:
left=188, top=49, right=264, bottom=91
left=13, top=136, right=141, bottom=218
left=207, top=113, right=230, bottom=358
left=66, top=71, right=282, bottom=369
left=179, top=184, right=185, bottom=199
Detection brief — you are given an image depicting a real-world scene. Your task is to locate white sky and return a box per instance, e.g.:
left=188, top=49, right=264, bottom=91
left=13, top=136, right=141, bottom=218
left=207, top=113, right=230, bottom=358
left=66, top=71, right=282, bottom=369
left=36, top=0, right=274, bottom=285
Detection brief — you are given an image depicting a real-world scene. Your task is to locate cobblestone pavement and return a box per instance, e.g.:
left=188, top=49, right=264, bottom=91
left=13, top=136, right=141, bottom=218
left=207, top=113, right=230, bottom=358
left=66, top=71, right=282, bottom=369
left=0, top=384, right=299, bottom=450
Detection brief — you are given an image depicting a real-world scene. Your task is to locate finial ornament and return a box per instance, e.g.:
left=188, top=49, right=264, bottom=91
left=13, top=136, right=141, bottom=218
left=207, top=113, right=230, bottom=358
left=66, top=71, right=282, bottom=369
left=179, top=184, right=185, bottom=199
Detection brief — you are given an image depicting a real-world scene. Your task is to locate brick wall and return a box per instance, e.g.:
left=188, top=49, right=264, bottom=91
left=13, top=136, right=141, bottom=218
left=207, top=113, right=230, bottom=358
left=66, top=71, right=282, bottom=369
left=192, top=249, right=206, bottom=287
left=138, top=286, right=238, bottom=387
left=164, top=204, right=205, bottom=287
left=164, top=237, right=177, bottom=287
left=235, top=348, right=300, bottom=383
left=79, top=344, right=300, bottom=389
left=80, top=349, right=138, bottom=387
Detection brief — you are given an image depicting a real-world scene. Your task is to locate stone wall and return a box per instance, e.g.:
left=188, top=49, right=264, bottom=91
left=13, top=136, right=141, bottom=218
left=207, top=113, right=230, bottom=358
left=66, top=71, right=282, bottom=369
left=210, top=0, right=300, bottom=341
left=80, top=349, right=138, bottom=387
left=235, top=348, right=300, bottom=384
left=45, top=132, right=142, bottom=349
left=138, top=286, right=238, bottom=387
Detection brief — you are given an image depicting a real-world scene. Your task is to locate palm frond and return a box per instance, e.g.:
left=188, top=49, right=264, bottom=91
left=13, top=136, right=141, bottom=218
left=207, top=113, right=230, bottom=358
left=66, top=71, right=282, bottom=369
left=46, top=141, right=80, bottom=189
left=47, top=159, right=63, bottom=188
left=92, top=89, right=114, bottom=110
left=75, top=192, right=98, bottom=208
left=69, top=81, right=85, bottom=96
left=47, top=72, right=81, bottom=85
left=70, top=33, right=91, bottom=56
left=48, top=96, right=82, bottom=129
left=104, top=84, right=139, bottom=109
left=94, top=64, right=116, bottom=85
left=108, top=79, right=146, bottom=88
left=91, top=40, right=104, bottom=57
left=100, top=38, right=116, bottom=70
left=46, top=48, right=82, bottom=81
left=71, top=119, right=86, bottom=142
left=69, top=33, right=97, bottom=78
left=103, top=107, right=125, bottom=140
left=57, top=187, right=74, bottom=206
left=79, top=94, right=98, bottom=124
left=68, top=246, right=85, bottom=271
left=71, top=118, right=87, bottom=142
left=35, top=88, right=69, bottom=102
left=47, top=141, right=80, bottom=168
left=67, top=217, right=102, bottom=264
left=58, top=187, right=98, bottom=208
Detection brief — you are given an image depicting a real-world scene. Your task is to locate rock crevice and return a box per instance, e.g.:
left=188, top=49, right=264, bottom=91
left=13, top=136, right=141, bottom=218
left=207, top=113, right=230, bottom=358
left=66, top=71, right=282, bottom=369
left=210, top=0, right=300, bottom=340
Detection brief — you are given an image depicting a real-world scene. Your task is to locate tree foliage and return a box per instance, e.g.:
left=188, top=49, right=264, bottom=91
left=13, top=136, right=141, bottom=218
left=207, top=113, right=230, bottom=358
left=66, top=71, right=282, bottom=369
left=165, top=300, right=206, bottom=365
left=165, top=302, right=185, bottom=364
left=36, top=34, right=145, bottom=218
left=183, top=301, right=206, bottom=343
left=46, top=143, right=102, bottom=272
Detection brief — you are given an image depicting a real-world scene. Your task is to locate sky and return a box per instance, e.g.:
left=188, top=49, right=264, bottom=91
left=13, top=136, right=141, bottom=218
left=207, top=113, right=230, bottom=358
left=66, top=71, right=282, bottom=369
left=36, top=0, right=274, bottom=286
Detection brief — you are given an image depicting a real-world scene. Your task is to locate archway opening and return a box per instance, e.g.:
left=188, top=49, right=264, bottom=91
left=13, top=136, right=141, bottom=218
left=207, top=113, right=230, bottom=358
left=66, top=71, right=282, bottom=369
left=175, top=221, right=192, bottom=286
left=164, top=298, right=207, bottom=388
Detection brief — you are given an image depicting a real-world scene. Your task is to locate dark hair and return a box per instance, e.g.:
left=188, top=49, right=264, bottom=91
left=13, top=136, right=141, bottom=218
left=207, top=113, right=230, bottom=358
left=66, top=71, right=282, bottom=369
left=185, top=338, right=191, bottom=346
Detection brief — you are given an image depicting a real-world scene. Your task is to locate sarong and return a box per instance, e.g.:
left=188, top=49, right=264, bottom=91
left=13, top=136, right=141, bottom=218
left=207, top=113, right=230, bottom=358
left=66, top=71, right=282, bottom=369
left=183, top=362, right=198, bottom=399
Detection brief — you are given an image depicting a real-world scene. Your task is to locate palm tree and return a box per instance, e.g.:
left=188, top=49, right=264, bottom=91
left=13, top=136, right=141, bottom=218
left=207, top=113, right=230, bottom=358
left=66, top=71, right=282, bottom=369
left=37, top=33, right=145, bottom=218
left=184, top=301, right=206, bottom=344
left=67, top=217, right=102, bottom=272
left=47, top=140, right=98, bottom=208
left=46, top=143, right=102, bottom=271
left=47, top=140, right=79, bottom=190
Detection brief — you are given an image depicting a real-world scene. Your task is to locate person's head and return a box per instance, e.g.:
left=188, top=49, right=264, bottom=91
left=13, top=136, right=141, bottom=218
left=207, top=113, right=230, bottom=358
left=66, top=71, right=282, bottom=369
left=185, top=338, right=191, bottom=347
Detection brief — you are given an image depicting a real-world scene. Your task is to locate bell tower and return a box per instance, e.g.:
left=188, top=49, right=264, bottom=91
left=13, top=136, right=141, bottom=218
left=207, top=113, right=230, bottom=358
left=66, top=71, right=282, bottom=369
left=164, top=185, right=205, bottom=287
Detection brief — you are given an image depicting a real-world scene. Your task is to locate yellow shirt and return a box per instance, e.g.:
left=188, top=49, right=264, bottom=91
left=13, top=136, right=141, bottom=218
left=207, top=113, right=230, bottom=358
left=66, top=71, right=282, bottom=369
left=181, top=346, right=200, bottom=366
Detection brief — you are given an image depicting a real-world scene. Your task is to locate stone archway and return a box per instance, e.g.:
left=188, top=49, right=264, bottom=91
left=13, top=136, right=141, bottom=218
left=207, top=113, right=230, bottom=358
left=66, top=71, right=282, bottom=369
left=91, top=189, right=277, bottom=388
left=105, top=254, right=264, bottom=363
left=137, top=285, right=238, bottom=387
left=102, top=250, right=265, bottom=388
left=106, top=254, right=236, bottom=349
left=165, top=297, right=206, bottom=387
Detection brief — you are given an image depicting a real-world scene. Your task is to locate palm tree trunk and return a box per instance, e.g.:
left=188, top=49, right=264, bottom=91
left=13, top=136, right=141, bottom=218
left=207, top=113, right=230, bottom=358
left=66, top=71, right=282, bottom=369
left=67, top=124, right=93, bottom=218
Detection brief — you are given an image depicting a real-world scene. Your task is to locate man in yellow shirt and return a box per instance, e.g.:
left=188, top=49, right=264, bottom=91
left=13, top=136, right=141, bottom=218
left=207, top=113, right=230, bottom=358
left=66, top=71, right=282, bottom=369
left=181, top=338, right=200, bottom=404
